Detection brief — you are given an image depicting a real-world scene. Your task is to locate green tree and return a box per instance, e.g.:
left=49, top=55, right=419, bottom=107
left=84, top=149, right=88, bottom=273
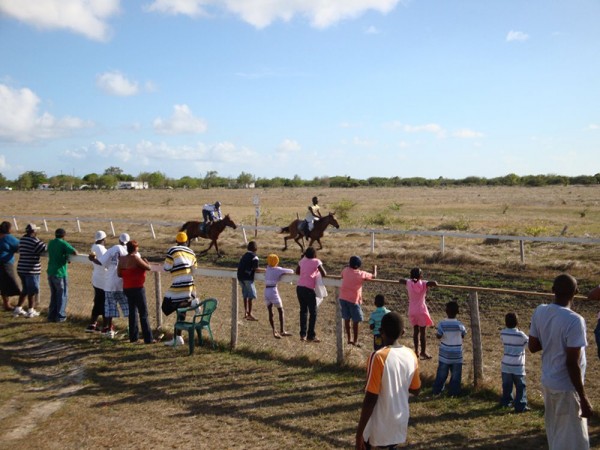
left=16, top=171, right=47, bottom=190
left=236, top=171, right=255, bottom=188
left=82, top=173, right=100, bottom=188
left=0, top=172, right=7, bottom=187
left=98, top=174, right=117, bottom=189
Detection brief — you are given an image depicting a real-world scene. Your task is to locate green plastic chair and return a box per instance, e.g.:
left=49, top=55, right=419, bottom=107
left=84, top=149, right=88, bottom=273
left=174, top=298, right=218, bottom=355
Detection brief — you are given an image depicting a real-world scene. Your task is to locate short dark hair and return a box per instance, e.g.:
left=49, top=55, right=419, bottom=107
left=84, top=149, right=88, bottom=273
left=374, top=294, right=385, bottom=307
left=505, top=312, right=518, bottom=329
left=552, top=273, right=578, bottom=300
left=446, top=301, right=459, bottom=317
left=247, top=241, right=257, bottom=252
left=304, top=246, right=316, bottom=259
left=126, top=240, right=138, bottom=255
left=410, top=267, right=422, bottom=280
left=55, top=228, right=66, bottom=238
left=380, top=312, right=403, bottom=341
left=0, top=221, right=11, bottom=234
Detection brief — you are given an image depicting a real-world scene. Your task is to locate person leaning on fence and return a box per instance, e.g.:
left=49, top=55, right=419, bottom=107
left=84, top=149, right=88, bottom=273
left=587, top=284, right=600, bottom=360
left=0, top=221, right=22, bottom=312
left=432, top=301, right=467, bottom=397
left=118, top=240, right=156, bottom=344
left=339, top=255, right=376, bottom=347
left=162, top=231, right=199, bottom=347
left=237, top=241, right=259, bottom=321
left=529, top=274, right=592, bottom=450
left=355, top=311, right=421, bottom=450
left=295, top=246, right=326, bottom=343
left=368, top=294, right=391, bottom=352
left=93, top=233, right=131, bottom=338
left=86, top=230, right=108, bottom=333
left=46, top=228, right=78, bottom=323
left=399, top=267, right=438, bottom=360
left=264, top=253, right=294, bottom=339
left=499, top=312, right=529, bottom=413
left=14, top=223, right=47, bottom=318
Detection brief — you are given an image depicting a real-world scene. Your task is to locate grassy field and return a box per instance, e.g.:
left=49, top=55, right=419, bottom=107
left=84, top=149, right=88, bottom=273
left=1, top=186, right=599, bottom=449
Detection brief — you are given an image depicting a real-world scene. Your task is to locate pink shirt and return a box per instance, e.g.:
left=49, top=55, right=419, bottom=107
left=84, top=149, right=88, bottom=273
left=297, top=257, right=323, bottom=289
left=406, top=279, right=429, bottom=316
left=339, top=267, right=373, bottom=304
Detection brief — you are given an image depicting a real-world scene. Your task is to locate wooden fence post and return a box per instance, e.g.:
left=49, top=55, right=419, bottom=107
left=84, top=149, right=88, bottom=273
left=468, top=291, right=484, bottom=388
left=335, top=287, right=344, bottom=364
left=12, top=216, right=18, bottom=231
left=370, top=232, right=375, bottom=254
left=43, top=219, right=48, bottom=232
left=76, top=217, right=81, bottom=233
left=440, top=235, right=445, bottom=254
left=231, top=278, right=239, bottom=348
left=110, top=221, right=115, bottom=237
left=150, top=223, right=156, bottom=239
left=154, top=270, right=163, bottom=331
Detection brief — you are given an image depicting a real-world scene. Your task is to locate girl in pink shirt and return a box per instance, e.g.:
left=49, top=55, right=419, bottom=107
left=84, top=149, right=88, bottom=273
left=295, top=247, right=326, bottom=342
left=339, top=256, right=376, bottom=346
left=399, top=267, right=438, bottom=359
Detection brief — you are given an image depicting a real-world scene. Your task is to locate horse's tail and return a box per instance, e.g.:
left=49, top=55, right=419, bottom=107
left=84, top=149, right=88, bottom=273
left=180, top=222, right=189, bottom=232
left=280, top=226, right=290, bottom=234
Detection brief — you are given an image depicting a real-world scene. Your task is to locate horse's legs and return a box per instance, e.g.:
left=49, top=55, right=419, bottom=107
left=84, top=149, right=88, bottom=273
left=214, top=240, right=221, bottom=257
left=282, top=235, right=290, bottom=251
left=294, top=235, right=304, bottom=253
left=200, top=240, right=214, bottom=255
left=315, top=238, right=323, bottom=250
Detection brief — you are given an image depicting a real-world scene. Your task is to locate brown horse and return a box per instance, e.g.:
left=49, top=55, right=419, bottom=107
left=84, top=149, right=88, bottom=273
left=180, top=214, right=237, bottom=257
left=280, top=212, right=339, bottom=252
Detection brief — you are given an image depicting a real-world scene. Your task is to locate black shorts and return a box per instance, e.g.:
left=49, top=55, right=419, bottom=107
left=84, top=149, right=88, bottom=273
left=0, top=262, right=21, bottom=297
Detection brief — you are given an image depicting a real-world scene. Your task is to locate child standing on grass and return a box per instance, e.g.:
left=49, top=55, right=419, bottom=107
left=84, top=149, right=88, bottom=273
left=399, top=267, right=438, bottom=360
left=500, top=312, right=529, bottom=412
left=237, top=241, right=259, bottom=321
left=264, top=254, right=294, bottom=339
left=432, top=301, right=467, bottom=396
left=368, top=294, right=390, bottom=351
left=339, top=256, right=377, bottom=347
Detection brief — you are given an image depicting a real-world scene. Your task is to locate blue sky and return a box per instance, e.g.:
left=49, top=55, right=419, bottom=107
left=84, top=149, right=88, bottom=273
left=0, top=0, right=599, bottom=181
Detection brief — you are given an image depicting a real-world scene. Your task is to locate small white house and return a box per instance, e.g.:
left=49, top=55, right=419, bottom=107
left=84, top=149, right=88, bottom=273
left=117, top=181, right=148, bottom=190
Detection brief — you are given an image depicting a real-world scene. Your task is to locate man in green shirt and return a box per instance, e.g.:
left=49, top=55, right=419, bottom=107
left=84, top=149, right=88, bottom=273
left=47, top=228, right=77, bottom=322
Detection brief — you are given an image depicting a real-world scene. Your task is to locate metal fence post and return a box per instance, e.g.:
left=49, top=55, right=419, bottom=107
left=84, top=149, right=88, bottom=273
left=519, top=240, right=525, bottom=263
left=468, top=291, right=484, bottom=388
left=231, top=278, right=238, bottom=348
left=441, top=235, right=445, bottom=254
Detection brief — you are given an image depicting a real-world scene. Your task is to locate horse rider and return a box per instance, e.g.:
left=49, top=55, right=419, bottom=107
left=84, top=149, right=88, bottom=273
left=202, top=201, right=222, bottom=232
left=304, top=196, right=322, bottom=238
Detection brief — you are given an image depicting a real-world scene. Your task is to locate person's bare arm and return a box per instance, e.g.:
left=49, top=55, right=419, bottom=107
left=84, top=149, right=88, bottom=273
left=318, top=264, right=327, bottom=277
left=427, top=281, right=438, bottom=288
left=135, top=255, right=151, bottom=271
left=355, top=392, right=378, bottom=450
left=528, top=335, right=542, bottom=353
left=566, top=347, right=593, bottom=418
left=399, top=279, right=407, bottom=285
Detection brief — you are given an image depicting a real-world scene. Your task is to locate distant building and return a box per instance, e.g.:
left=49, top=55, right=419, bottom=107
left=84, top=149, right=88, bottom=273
left=38, top=184, right=52, bottom=190
left=117, top=181, right=149, bottom=190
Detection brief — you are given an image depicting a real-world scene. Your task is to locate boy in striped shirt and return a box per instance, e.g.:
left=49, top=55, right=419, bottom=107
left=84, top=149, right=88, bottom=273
left=432, top=301, right=467, bottom=396
left=500, top=312, right=529, bottom=412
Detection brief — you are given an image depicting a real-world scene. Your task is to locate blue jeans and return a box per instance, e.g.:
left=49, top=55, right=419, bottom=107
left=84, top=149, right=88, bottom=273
left=124, top=287, right=153, bottom=343
left=48, top=275, right=68, bottom=322
left=501, top=372, right=527, bottom=411
left=432, top=362, right=462, bottom=396
left=297, top=286, right=317, bottom=340
left=594, top=319, right=600, bottom=360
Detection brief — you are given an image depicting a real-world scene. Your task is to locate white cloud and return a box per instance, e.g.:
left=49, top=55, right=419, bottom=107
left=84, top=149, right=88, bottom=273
left=365, top=25, right=380, bottom=34
left=506, top=30, right=529, bottom=42
left=153, top=104, right=208, bottom=134
left=452, top=128, right=484, bottom=139
left=0, top=83, right=92, bottom=142
left=0, top=154, right=8, bottom=170
left=0, top=0, right=120, bottom=41
left=96, top=71, right=139, bottom=96
left=144, top=0, right=403, bottom=29
left=277, top=139, right=301, bottom=154
left=401, top=123, right=446, bottom=138
left=587, top=124, right=599, bottom=130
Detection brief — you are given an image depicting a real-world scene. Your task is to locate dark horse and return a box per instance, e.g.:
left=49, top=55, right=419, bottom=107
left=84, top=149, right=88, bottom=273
left=280, top=212, right=339, bottom=252
left=179, top=214, right=237, bottom=257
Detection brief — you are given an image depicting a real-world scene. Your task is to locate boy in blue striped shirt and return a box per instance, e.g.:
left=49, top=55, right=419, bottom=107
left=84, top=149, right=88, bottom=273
left=500, top=312, right=529, bottom=412
left=432, top=301, right=467, bottom=396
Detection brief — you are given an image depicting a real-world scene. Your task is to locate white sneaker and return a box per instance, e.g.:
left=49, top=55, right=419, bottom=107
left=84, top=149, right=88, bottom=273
left=163, top=336, right=185, bottom=347
left=25, top=308, right=40, bottom=318
left=12, top=306, right=27, bottom=317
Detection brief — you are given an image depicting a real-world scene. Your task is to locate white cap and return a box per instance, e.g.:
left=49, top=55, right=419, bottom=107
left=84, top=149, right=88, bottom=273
left=119, top=233, right=130, bottom=244
left=94, top=230, right=107, bottom=241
